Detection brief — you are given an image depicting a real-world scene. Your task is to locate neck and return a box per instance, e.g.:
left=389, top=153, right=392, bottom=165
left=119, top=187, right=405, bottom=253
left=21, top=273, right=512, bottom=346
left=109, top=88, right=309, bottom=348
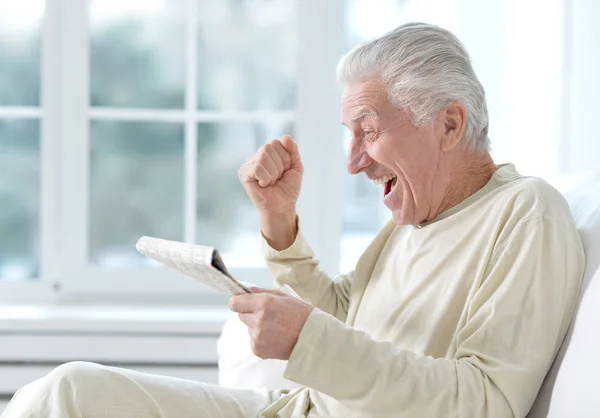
left=432, top=151, right=496, bottom=220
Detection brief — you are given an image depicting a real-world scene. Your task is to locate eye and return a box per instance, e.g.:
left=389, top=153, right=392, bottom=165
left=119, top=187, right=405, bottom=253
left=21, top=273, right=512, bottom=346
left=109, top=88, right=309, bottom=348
left=363, top=130, right=378, bottom=143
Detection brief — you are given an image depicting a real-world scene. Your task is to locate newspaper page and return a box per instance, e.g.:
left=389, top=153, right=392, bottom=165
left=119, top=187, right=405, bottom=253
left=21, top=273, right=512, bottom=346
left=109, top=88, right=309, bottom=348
left=136, top=236, right=251, bottom=295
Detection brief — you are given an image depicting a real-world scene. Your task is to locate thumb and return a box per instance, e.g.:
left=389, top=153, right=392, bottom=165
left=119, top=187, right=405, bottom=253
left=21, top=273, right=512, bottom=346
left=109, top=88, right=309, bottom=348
left=280, top=135, right=303, bottom=170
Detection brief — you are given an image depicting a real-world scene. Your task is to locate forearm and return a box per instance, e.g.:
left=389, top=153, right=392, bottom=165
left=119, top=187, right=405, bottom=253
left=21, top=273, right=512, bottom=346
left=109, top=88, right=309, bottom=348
left=263, top=224, right=352, bottom=321
left=285, top=310, right=514, bottom=417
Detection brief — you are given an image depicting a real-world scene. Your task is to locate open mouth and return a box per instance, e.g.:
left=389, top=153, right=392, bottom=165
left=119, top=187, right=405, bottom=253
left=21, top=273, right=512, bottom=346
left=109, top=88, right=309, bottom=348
left=373, top=174, right=398, bottom=198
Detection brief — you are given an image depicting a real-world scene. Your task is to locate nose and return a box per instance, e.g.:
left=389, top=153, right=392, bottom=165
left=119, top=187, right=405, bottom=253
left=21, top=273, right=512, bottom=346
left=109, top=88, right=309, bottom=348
left=346, top=136, right=373, bottom=175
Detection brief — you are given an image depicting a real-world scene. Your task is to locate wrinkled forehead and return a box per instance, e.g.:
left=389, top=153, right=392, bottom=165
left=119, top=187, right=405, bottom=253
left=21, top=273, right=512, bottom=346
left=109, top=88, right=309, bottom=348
left=341, top=80, right=399, bottom=124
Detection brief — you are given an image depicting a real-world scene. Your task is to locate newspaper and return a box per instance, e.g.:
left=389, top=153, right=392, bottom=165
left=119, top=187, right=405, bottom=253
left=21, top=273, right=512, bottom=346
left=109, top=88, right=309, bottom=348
left=136, top=236, right=251, bottom=295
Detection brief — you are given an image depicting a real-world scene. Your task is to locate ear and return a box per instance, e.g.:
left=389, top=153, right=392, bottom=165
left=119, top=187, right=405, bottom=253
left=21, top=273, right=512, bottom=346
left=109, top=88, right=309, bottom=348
left=440, top=102, right=467, bottom=152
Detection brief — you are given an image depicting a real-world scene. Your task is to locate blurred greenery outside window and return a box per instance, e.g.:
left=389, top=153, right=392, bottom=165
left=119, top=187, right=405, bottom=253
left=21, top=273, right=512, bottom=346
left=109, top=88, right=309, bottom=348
left=0, top=1, right=43, bottom=281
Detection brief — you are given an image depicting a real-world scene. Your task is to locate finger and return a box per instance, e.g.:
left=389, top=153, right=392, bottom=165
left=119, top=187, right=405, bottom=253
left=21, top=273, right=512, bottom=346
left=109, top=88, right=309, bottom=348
left=238, top=312, right=258, bottom=328
left=253, top=163, right=272, bottom=188
left=266, top=141, right=285, bottom=175
left=280, top=135, right=302, bottom=169
left=229, top=294, right=261, bottom=313
left=271, top=140, right=292, bottom=172
left=257, top=150, right=278, bottom=185
left=262, top=150, right=282, bottom=186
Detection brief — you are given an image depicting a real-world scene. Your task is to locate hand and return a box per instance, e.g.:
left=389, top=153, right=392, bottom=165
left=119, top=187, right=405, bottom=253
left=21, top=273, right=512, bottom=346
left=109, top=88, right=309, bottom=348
left=238, top=135, right=303, bottom=218
left=229, top=288, right=313, bottom=360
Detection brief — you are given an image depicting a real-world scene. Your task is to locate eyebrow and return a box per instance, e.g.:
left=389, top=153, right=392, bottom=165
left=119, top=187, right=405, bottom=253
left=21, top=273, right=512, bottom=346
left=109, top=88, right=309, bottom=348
left=351, top=111, right=378, bottom=122
left=341, top=110, right=379, bottom=127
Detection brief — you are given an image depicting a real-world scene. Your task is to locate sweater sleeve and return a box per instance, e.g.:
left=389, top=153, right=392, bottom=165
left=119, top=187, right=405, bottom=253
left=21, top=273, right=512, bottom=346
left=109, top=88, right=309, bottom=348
left=283, top=216, right=585, bottom=417
left=262, top=227, right=353, bottom=322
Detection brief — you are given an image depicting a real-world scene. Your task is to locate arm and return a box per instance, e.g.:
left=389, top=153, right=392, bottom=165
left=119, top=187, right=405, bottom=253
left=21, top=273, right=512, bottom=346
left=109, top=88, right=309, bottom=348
left=262, top=218, right=353, bottom=322
left=238, top=135, right=353, bottom=319
left=284, top=216, right=585, bottom=417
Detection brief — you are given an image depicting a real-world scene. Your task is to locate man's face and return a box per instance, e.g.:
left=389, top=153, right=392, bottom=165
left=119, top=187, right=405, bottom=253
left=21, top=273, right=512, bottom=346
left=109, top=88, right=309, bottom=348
left=342, top=79, right=443, bottom=225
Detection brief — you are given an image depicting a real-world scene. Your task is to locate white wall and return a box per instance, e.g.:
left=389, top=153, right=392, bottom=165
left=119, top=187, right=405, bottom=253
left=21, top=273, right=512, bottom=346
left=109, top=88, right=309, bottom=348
left=458, top=0, right=600, bottom=179
left=567, top=0, right=600, bottom=174
left=457, top=0, right=567, bottom=180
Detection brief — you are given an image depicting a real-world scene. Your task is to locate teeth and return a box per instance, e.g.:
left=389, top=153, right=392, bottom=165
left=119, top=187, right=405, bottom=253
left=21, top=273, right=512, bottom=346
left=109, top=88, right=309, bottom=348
left=372, top=174, right=396, bottom=185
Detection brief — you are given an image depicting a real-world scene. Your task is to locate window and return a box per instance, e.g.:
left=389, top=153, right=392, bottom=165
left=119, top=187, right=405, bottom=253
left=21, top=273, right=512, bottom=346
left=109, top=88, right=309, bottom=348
left=86, top=0, right=296, bottom=270
left=61, top=0, right=300, bottom=295
left=3, top=0, right=572, bottom=301
left=0, top=1, right=44, bottom=282
left=0, top=0, right=345, bottom=301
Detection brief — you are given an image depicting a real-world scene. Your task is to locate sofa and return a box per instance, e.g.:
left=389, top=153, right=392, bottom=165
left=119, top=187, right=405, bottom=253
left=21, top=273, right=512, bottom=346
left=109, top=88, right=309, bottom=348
left=528, top=171, right=600, bottom=417
left=218, top=171, right=600, bottom=417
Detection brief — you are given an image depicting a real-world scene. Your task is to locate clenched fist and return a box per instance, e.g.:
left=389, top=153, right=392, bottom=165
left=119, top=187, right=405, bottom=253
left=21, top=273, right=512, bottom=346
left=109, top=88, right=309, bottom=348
left=238, top=135, right=303, bottom=250
left=238, top=134, right=303, bottom=216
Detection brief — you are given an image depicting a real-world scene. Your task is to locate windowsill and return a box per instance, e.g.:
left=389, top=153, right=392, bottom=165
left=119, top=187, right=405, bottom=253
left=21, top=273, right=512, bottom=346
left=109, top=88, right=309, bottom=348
left=0, top=304, right=234, bottom=335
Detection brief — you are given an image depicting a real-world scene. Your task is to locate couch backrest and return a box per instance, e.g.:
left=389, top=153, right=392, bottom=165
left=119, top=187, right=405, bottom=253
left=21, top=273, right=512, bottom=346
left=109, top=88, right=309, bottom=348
left=528, top=172, right=600, bottom=417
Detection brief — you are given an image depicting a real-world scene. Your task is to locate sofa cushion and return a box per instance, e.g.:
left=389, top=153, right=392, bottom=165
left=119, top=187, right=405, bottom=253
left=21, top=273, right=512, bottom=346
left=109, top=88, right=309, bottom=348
left=528, top=171, right=600, bottom=417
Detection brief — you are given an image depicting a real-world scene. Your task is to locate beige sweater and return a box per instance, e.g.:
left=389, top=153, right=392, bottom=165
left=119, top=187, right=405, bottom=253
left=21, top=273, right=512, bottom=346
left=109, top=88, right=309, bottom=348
left=260, top=165, right=585, bottom=418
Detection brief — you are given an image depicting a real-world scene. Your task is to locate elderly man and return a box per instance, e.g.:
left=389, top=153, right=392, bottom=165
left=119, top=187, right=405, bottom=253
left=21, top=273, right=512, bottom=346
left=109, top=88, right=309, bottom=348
left=3, top=23, right=584, bottom=418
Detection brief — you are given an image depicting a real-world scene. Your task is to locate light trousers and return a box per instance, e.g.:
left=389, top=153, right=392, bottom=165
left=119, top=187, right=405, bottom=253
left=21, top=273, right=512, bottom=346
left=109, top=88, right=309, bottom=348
left=1, top=361, right=287, bottom=418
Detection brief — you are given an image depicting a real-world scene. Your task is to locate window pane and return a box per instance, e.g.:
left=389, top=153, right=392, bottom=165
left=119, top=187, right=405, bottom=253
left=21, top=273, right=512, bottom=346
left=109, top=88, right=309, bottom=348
left=0, top=1, right=43, bottom=106
left=196, top=0, right=297, bottom=110
left=90, top=0, right=186, bottom=108
left=0, top=120, right=40, bottom=280
left=90, top=121, right=184, bottom=266
left=197, top=121, right=294, bottom=267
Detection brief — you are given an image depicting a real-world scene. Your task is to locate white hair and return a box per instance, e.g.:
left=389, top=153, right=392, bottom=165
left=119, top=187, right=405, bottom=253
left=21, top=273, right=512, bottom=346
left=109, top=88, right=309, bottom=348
left=337, top=22, right=490, bottom=154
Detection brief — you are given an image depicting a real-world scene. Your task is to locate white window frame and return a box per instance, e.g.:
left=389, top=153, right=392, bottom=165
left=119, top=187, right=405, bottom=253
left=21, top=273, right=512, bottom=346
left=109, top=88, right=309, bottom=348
left=0, top=0, right=347, bottom=303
